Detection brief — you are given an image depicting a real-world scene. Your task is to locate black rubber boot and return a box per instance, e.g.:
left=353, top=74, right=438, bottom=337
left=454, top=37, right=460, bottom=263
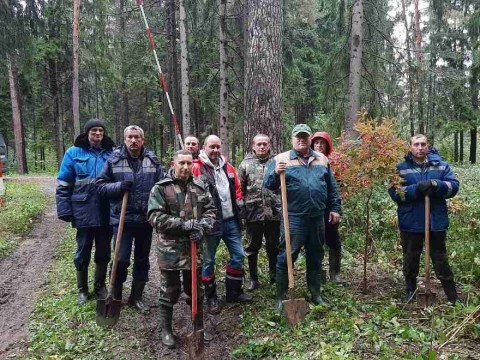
left=307, top=271, right=326, bottom=306
left=94, top=263, right=108, bottom=300
left=204, top=281, right=221, bottom=315
left=329, top=248, right=343, bottom=284
left=275, top=271, right=289, bottom=314
left=76, top=270, right=89, bottom=305
left=159, top=304, right=175, bottom=348
left=405, top=277, right=417, bottom=303
left=226, top=277, right=253, bottom=303
left=247, top=255, right=259, bottom=291
left=440, top=279, right=461, bottom=305
left=128, top=281, right=150, bottom=312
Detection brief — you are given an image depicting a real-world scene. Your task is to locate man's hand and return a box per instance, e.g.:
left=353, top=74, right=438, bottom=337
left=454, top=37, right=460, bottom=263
left=416, top=180, right=437, bottom=195
left=189, top=228, right=204, bottom=242
left=120, top=180, right=134, bottom=193
left=275, top=161, right=287, bottom=175
left=182, top=219, right=202, bottom=232
left=329, top=212, right=340, bottom=225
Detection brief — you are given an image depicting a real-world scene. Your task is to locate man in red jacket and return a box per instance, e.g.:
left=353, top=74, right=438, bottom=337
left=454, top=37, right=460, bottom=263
left=192, top=135, right=252, bottom=314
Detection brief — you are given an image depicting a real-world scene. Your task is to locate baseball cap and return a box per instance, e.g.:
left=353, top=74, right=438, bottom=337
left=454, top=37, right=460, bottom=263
left=292, top=124, right=312, bottom=136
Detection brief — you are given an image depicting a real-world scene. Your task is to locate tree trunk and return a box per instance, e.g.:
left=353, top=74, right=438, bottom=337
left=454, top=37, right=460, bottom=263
left=119, top=0, right=129, bottom=142
left=72, top=0, right=81, bottom=138
left=401, top=0, right=415, bottom=136
left=218, top=0, right=229, bottom=156
left=244, top=0, right=283, bottom=154
left=454, top=132, right=458, bottom=163
left=459, top=130, right=464, bottom=163
left=470, top=51, right=478, bottom=164
left=345, top=0, right=364, bottom=140
left=414, top=0, right=425, bottom=134
left=7, top=53, right=28, bottom=174
left=179, top=0, right=191, bottom=138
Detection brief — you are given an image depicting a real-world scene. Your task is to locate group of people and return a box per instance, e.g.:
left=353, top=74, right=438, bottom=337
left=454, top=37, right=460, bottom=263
left=56, top=119, right=461, bottom=349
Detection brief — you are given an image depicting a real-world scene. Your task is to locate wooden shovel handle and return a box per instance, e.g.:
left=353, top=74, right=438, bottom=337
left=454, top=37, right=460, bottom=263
left=424, top=195, right=431, bottom=290
left=280, top=172, right=294, bottom=289
left=110, top=192, right=128, bottom=289
left=191, top=240, right=197, bottom=321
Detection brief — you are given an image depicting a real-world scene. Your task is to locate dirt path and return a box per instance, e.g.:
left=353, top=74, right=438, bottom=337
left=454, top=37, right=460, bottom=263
left=0, top=177, right=66, bottom=357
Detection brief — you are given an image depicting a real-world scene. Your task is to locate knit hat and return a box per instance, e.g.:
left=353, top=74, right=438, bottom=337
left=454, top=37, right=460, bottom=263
left=83, top=118, right=105, bottom=134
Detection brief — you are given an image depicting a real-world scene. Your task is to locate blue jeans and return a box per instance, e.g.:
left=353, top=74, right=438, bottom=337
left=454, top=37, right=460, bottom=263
left=202, top=217, right=245, bottom=278
left=74, top=226, right=112, bottom=271
left=113, top=223, right=153, bottom=285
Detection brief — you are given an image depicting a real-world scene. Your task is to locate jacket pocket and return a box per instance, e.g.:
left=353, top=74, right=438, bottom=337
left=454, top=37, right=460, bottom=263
left=74, top=157, right=90, bottom=176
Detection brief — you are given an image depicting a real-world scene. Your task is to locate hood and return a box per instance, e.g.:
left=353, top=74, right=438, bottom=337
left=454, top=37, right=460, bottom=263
left=198, top=150, right=226, bottom=169
left=310, top=131, right=333, bottom=157
left=74, top=132, right=115, bottom=150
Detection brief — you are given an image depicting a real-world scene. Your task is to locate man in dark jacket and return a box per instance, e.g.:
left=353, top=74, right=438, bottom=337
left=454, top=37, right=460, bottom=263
left=96, top=125, right=164, bottom=311
left=148, top=149, right=216, bottom=348
left=192, top=135, right=252, bottom=314
left=388, top=134, right=461, bottom=304
left=56, top=118, right=115, bottom=305
left=238, top=134, right=280, bottom=290
left=263, top=124, right=341, bottom=313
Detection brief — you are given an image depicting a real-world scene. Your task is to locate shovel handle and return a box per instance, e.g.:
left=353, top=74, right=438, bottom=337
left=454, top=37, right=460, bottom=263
left=191, top=240, right=198, bottom=321
left=110, top=192, right=128, bottom=290
left=280, top=172, right=294, bottom=289
left=424, top=195, right=431, bottom=291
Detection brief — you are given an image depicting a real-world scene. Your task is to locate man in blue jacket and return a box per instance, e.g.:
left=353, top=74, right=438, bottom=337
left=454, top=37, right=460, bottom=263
left=389, top=134, right=460, bottom=304
left=56, top=118, right=115, bottom=305
left=263, top=124, right=341, bottom=312
left=96, top=125, right=164, bottom=311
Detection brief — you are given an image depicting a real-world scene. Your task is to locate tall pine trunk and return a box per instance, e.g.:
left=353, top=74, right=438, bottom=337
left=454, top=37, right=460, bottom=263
left=218, top=0, right=229, bottom=155
left=72, top=0, right=81, bottom=138
left=179, top=0, right=191, bottom=138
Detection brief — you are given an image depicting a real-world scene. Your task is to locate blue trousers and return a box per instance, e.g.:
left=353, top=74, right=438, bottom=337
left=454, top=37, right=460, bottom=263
left=113, top=223, right=153, bottom=285
left=202, top=217, right=245, bottom=278
left=74, top=226, right=112, bottom=271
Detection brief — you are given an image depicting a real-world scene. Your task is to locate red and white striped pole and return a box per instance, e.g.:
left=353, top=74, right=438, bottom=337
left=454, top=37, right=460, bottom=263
left=136, top=0, right=184, bottom=149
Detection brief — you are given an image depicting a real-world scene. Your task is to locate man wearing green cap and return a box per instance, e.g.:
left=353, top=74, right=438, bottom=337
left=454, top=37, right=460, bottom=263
left=263, top=124, right=341, bottom=312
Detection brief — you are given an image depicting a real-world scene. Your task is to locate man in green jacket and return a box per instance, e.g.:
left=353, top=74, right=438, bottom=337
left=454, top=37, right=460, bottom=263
left=148, top=149, right=217, bottom=348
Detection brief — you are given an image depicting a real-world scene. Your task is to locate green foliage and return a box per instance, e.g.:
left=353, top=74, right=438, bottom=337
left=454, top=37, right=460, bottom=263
left=0, top=181, right=47, bottom=257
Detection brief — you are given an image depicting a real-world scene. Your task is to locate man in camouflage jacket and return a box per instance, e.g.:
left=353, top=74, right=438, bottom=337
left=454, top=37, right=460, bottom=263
left=148, top=149, right=216, bottom=348
left=238, top=134, right=281, bottom=290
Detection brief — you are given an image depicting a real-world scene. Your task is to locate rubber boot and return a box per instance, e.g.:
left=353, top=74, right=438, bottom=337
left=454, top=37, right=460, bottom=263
left=204, top=281, right=220, bottom=315
left=226, top=276, right=253, bottom=303
left=405, top=277, right=416, bottom=303
left=275, top=271, right=289, bottom=314
left=247, top=255, right=259, bottom=291
left=129, top=281, right=150, bottom=312
left=329, top=248, right=343, bottom=284
left=159, top=304, right=175, bottom=348
left=76, top=270, right=89, bottom=305
left=307, top=271, right=326, bottom=306
left=94, top=263, right=108, bottom=300
left=112, top=282, right=123, bottom=300
left=440, top=279, right=462, bottom=305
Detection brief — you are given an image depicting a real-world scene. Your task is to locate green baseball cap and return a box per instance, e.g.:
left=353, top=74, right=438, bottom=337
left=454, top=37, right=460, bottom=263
left=292, top=124, right=312, bottom=136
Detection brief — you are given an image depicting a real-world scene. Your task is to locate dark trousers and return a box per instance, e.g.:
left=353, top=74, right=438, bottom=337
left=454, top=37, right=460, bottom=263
left=113, top=223, right=153, bottom=285
left=324, top=213, right=341, bottom=250
left=245, top=221, right=280, bottom=274
left=74, top=226, right=112, bottom=271
left=158, top=268, right=203, bottom=307
left=277, top=216, right=325, bottom=285
left=400, top=231, right=455, bottom=283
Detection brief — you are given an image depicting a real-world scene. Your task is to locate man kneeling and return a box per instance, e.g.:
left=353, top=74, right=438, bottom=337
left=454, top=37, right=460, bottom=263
left=148, top=150, right=217, bottom=348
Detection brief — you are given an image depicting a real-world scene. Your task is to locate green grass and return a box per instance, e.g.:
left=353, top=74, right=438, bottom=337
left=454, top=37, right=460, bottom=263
left=0, top=181, right=48, bottom=257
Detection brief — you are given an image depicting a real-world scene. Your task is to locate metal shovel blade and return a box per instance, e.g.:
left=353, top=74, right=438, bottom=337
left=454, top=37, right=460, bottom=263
left=417, top=290, right=436, bottom=308
left=96, top=295, right=122, bottom=327
left=187, top=329, right=204, bottom=359
left=282, top=298, right=308, bottom=326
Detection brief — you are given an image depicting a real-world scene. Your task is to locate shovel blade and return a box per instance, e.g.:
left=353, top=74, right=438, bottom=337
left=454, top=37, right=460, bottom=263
left=417, top=291, right=436, bottom=308
left=187, top=329, right=204, bottom=359
left=96, top=296, right=122, bottom=327
left=282, top=298, right=307, bottom=326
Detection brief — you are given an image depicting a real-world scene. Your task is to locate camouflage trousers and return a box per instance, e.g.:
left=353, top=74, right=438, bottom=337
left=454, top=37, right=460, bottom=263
left=159, top=269, right=204, bottom=307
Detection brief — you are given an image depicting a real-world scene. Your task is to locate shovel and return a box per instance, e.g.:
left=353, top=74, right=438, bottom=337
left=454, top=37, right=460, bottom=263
left=96, top=192, right=128, bottom=326
left=280, top=172, right=307, bottom=326
left=417, top=195, right=436, bottom=307
left=187, top=239, right=204, bottom=359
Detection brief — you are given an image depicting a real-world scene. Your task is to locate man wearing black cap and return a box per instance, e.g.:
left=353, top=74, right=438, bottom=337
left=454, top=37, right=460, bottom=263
left=56, top=118, right=115, bottom=305
left=263, top=124, right=341, bottom=313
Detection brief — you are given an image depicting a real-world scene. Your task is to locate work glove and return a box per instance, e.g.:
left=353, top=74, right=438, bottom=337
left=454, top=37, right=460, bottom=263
left=189, top=228, right=204, bottom=242
left=416, top=180, right=436, bottom=195
left=120, top=180, right=134, bottom=193
left=181, top=219, right=202, bottom=233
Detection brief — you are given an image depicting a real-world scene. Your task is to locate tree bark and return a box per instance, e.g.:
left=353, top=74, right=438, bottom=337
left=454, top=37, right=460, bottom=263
left=244, top=0, right=283, bottom=154
left=7, top=53, right=28, bottom=174
left=401, top=0, right=415, bottom=136
left=413, top=0, right=425, bottom=134
left=72, top=0, right=81, bottom=138
left=179, top=0, right=191, bottom=138
left=218, top=0, right=229, bottom=156
left=345, top=0, right=364, bottom=140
